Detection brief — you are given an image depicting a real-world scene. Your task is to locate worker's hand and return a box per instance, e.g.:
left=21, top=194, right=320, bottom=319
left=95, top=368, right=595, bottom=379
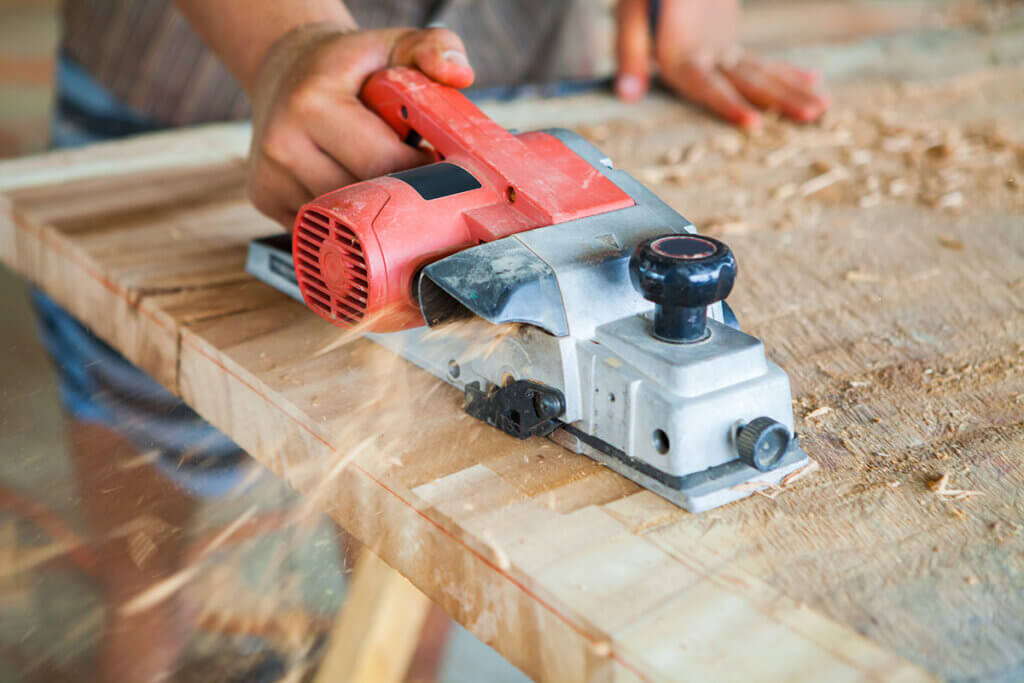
left=615, top=0, right=829, bottom=128
left=248, top=25, right=474, bottom=227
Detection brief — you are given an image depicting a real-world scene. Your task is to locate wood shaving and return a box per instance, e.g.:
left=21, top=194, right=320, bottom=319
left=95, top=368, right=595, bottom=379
left=859, top=192, right=882, bottom=208
left=928, top=472, right=983, bottom=500
left=772, top=182, right=797, bottom=201
left=847, top=149, right=873, bottom=166
left=806, top=406, right=833, bottom=420
left=121, top=564, right=202, bottom=616
left=935, top=191, right=965, bottom=210
left=800, top=166, right=850, bottom=197
left=781, top=459, right=820, bottom=487
left=938, top=235, right=965, bottom=250
left=844, top=268, right=882, bottom=283
left=764, top=146, right=801, bottom=168
left=888, top=178, right=911, bottom=197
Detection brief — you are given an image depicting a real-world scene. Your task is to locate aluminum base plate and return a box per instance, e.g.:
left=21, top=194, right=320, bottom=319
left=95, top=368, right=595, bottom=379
left=550, top=427, right=811, bottom=513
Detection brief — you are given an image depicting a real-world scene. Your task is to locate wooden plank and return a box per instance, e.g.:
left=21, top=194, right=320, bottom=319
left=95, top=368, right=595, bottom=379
left=314, top=550, right=432, bottom=683
left=0, top=124, right=266, bottom=391
left=3, top=60, right=1023, bottom=681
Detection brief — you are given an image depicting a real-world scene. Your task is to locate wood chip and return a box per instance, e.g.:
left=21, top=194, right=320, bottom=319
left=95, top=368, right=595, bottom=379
left=858, top=192, right=882, bottom=208
left=800, top=167, right=850, bottom=197
left=660, top=147, right=685, bottom=165
left=772, top=182, right=797, bottom=201
left=847, top=149, right=873, bottom=166
left=764, top=146, right=801, bottom=168
left=938, top=235, right=965, bottom=250
left=781, top=459, right=820, bottom=487
left=806, top=406, right=833, bottom=420
left=881, top=136, right=913, bottom=153
left=844, top=268, right=882, bottom=283
left=888, top=178, right=911, bottom=197
left=936, top=191, right=964, bottom=210
left=928, top=472, right=983, bottom=500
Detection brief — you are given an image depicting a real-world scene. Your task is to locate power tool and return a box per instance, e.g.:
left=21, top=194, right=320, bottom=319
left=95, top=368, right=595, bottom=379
left=247, top=67, right=811, bottom=512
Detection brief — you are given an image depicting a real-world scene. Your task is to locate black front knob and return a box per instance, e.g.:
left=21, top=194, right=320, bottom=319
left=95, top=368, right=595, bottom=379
left=628, top=234, right=737, bottom=343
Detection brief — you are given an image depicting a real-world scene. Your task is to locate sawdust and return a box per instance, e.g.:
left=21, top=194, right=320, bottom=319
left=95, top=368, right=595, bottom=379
left=599, top=70, right=1024, bottom=244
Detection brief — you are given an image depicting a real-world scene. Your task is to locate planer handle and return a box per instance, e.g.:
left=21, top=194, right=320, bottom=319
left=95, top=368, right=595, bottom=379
left=359, top=67, right=517, bottom=164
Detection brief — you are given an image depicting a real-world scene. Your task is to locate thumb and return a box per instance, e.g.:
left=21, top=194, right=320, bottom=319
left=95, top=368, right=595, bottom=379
left=616, top=0, right=651, bottom=102
left=391, top=28, right=475, bottom=89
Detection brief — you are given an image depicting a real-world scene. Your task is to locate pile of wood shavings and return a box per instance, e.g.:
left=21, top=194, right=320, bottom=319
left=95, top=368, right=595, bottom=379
left=576, top=72, right=1024, bottom=238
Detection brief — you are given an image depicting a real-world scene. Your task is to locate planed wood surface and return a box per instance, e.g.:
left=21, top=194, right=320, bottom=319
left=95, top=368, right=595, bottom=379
left=2, top=44, right=1023, bottom=683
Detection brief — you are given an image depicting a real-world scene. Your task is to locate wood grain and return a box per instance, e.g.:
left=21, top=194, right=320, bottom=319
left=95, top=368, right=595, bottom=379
left=2, top=63, right=1023, bottom=681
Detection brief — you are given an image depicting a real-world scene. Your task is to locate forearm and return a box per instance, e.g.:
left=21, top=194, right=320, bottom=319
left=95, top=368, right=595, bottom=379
left=173, top=0, right=358, bottom=93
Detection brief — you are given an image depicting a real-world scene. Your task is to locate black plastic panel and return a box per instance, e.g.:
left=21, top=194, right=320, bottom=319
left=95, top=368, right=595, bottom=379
left=389, top=162, right=481, bottom=200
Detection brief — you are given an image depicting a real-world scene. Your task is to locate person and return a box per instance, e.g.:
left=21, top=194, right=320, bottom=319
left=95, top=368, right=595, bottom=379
left=62, top=0, right=829, bottom=226
left=41, top=1, right=829, bottom=680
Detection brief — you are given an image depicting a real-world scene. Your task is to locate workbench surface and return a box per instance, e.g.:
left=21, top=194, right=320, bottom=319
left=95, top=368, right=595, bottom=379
left=2, top=10, right=1022, bottom=681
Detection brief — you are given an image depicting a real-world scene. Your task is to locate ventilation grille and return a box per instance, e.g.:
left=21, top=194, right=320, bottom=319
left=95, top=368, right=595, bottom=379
left=294, top=209, right=369, bottom=325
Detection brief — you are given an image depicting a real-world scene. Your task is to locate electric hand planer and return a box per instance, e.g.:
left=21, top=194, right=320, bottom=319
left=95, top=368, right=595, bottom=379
left=247, top=66, right=811, bottom=512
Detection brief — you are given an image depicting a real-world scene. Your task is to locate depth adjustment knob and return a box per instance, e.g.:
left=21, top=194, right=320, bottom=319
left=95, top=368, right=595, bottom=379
left=735, top=417, right=791, bottom=471
left=628, top=234, right=737, bottom=343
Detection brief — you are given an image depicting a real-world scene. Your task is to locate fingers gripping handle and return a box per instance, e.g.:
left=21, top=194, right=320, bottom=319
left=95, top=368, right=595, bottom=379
left=359, top=67, right=514, bottom=162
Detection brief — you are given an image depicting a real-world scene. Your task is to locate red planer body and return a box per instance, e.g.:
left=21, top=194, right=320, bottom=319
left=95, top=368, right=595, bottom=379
left=292, top=67, right=634, bottom=332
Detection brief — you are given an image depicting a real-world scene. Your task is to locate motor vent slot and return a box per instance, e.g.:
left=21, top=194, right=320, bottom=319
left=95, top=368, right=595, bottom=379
left=295, top=209, right=368, bottom=324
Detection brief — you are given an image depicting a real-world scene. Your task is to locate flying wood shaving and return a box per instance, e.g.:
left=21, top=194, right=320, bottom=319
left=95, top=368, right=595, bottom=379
left=121, top=564, right=202, bottom=616
left=928, top=472, right=983, bottom=500
left=115, top=449, right=162, bottom=470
